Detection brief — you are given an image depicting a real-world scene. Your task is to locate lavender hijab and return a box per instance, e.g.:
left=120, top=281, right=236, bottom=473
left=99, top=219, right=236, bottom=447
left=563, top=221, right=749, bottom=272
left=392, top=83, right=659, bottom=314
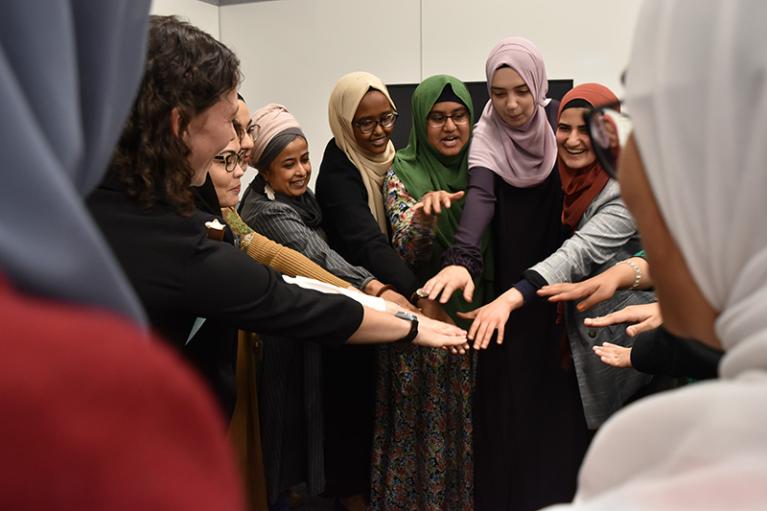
left=469, top=37, right=557, bottom=187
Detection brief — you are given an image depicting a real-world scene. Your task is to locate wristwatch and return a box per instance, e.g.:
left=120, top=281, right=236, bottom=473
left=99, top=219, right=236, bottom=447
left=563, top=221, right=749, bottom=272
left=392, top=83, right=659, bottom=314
left=394, top=310, right=419, bottom=344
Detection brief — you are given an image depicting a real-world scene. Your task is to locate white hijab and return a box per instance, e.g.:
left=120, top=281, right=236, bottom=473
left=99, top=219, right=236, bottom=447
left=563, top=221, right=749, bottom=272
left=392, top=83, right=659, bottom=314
left=0, top=1, right=149, bottom=324
left=546, top=1, right=767, bottom=508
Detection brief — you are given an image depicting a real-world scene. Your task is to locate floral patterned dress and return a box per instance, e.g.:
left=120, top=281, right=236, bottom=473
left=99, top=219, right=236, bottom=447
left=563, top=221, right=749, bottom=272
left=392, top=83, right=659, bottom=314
left=370, top=169, right=474, bottom=511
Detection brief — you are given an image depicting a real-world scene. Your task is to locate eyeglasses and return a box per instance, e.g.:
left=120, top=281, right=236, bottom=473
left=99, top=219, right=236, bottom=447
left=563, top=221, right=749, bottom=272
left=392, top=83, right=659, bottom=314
left=427, top=109, right=470, bottom=128
left=353, top=112, right=398, bottom=134
left=583, top=100, right=633, bottom=178
left=212, top=150, right=244, bottom=172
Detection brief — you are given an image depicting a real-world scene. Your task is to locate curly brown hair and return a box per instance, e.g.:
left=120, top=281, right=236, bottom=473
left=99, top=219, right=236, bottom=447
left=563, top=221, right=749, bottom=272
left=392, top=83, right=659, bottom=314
left=109, top=15, right=241, bottom=214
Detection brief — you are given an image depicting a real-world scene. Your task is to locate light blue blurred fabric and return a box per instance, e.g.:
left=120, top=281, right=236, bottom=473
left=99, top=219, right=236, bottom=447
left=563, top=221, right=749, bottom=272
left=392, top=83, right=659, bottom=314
left=0, top=0, right=150, bottom=325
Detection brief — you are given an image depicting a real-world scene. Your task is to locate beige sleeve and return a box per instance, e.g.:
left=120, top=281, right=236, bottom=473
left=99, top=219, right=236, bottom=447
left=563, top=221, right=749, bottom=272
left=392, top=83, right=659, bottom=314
left=242, top=230, right=352, bottom=289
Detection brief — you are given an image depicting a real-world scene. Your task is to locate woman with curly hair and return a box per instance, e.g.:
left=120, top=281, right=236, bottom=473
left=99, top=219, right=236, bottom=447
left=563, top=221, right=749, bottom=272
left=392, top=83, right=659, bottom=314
left=87, top=16, right=467, bottom=420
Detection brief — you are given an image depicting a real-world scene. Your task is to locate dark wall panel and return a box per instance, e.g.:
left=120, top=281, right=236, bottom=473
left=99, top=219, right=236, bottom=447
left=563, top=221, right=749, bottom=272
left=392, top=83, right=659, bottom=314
left=387, top=79, right=572, bottom=149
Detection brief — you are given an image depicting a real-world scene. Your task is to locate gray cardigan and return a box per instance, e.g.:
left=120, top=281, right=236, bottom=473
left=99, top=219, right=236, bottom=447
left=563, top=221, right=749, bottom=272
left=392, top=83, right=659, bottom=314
left=239, top=189, right=375, bottom=290
left=530, top=179, right=638, bottom=284
left=532, top=179, right=655, bottom=429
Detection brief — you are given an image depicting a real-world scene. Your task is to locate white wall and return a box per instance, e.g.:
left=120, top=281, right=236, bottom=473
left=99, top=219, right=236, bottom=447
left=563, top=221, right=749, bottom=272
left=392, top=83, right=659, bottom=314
left=421, top=0, right=642, bottom=94
left=217, top=0, right=643, bottom=188
left=150, top=0, right=220, bottom=40
left=220, top=0, right=421, bottom=188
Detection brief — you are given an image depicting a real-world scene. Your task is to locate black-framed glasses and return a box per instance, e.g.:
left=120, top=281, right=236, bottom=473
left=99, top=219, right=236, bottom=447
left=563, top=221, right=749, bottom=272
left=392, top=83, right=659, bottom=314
left=353, top=111, right=398, bottom=134
left=427, top=108, right=470, bottom=128
left=212, top=150, right=244, bottom=172
left=583, top=100, right=632, bottom=178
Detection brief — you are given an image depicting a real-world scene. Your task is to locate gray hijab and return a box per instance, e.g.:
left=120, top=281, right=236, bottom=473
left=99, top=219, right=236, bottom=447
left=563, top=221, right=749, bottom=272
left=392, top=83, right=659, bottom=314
left=0, top=0, right=149, bottom=324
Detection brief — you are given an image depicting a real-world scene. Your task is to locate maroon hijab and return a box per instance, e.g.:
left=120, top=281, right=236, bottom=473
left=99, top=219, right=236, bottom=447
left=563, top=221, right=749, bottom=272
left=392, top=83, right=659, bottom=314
left=557, top=83, right=618, bottom=229
left=0, top=276, right=244, bottom=511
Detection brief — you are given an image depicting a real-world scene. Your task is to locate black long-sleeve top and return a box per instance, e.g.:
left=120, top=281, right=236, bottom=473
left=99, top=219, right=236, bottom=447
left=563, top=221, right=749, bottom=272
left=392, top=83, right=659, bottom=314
left=316, top=138, right=419, bottom=298
left=88, top=180, right=363, bottom=346
left=631, top=327, right=722, bottom=379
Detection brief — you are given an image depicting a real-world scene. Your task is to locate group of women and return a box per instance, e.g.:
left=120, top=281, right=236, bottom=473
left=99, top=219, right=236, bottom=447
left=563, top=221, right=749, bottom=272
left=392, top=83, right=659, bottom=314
left=5, top=0, right=764, bottom=510
left=185, top=26, right=672, bottom=510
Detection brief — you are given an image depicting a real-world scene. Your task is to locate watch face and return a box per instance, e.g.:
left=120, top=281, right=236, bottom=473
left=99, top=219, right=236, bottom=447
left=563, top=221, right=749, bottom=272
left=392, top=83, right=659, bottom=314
left=395, top=310, right=417, bottom=322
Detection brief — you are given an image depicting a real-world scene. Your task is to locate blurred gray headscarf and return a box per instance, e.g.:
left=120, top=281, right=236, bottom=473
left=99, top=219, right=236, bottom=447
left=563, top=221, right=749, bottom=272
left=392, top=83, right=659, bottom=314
left=0, top=0, right=149, bottom=324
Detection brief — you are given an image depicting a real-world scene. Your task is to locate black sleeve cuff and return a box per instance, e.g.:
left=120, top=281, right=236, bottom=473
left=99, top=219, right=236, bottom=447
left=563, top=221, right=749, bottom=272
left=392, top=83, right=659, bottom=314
left=512, top=278, right=538, bottom=304
left=442, top=245, right=483, bottom=278
left=521, top=269, right=548, bottom=289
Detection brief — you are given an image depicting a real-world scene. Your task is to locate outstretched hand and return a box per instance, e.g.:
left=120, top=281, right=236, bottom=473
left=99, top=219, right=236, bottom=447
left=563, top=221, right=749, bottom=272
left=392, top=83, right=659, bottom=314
left=456, top=288, right=523, bottom=350
left=592, top=342, right=632, bottom=368
left=380, top=289, right=419, bottom=313
left=412, top=314, right=468, bottom=352
left=584, top=302, right=662, bottom=337
left=538, top=272, right=621, bottom=311
left=413, top=190, right=465, bottom=217
left=420, top=265, right=474, bottom=304
left=417, top=298, right=455, bottom=325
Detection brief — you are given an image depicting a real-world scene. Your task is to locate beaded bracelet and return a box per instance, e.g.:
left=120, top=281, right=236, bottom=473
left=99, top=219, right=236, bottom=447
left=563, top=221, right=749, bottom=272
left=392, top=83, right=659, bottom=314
left=619, top=259, right=642, bottom=290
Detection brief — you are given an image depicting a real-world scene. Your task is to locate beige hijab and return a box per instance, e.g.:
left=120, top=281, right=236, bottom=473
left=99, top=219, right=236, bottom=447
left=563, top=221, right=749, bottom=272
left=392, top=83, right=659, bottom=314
left=328, top=72, right=396, bottom=233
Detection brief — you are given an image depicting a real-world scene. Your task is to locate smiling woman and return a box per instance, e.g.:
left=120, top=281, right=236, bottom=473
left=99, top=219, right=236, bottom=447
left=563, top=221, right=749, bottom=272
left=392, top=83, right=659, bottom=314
left=209, top=140, right=246, bottom=207
left=238, top=103, right=424, bottom=507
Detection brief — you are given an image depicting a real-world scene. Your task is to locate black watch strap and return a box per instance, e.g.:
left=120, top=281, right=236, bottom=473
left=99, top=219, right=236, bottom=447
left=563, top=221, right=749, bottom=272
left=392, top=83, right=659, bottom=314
left=394, top=311, right=419, bottom=344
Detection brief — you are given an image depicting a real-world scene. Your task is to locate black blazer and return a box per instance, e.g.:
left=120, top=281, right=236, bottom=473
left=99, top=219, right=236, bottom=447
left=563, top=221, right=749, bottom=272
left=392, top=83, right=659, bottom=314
left=316, top=139, right=419, bottom=298
left=87, top=180, right=364, bottom=412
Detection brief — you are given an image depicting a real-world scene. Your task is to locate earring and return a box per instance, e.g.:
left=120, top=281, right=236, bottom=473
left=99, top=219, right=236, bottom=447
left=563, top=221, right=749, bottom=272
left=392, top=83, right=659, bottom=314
left=264, top=182, right=276, bottom=201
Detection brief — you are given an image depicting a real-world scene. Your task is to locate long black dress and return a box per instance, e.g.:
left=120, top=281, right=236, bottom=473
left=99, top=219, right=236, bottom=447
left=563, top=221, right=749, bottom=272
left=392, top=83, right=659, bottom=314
left=443, top=103, right=592, bottom=511
left=315, top=139, right=421, bottom=498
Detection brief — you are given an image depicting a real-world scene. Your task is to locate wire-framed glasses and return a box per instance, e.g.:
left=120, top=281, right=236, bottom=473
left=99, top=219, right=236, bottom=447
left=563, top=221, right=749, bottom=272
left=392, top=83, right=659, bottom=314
left=426, top=108, right=470, bottom=128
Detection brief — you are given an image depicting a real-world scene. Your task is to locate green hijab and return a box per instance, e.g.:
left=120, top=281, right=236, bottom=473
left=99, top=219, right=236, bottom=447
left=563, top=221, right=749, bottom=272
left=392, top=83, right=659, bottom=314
left=393, top=75, right=473, bottom=250
left=393, top=75, right=494, bottom=320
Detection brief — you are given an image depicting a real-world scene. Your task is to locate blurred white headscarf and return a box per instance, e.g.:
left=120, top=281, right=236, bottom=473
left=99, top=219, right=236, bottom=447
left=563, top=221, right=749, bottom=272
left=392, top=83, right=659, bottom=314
left=545, top=1, right=767, bottom=508
left=626, top=1, right=767, bottom=374
left=0, top=1, right=149, bottom=324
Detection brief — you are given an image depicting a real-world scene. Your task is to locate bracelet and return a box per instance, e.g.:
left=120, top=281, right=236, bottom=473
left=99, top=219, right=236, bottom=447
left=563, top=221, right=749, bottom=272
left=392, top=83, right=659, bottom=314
left=619, top=260, right=642, bottom=290
left=375, top=284, right=396, bottom=297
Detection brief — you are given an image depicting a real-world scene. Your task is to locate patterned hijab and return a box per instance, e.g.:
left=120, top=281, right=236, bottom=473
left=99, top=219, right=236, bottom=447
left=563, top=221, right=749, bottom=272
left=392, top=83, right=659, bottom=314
left=557, top=83, right=618, bottom=229
left=328, top=72, right=396, bottom=233
left=469, top=37, right=558, bottom=187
